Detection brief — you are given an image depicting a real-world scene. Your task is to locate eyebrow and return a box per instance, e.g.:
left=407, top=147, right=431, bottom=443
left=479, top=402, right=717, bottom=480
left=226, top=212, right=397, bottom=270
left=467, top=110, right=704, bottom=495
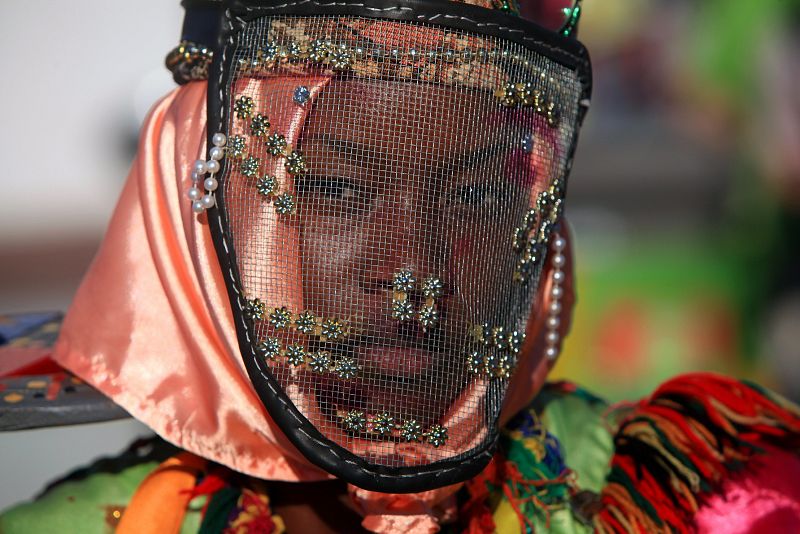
left=302, top=133, right=515, bottom=173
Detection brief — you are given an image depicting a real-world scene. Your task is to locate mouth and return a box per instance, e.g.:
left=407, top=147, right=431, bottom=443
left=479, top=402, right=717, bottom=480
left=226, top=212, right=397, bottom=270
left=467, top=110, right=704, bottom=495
left=311, top=344, right=466, bottom=439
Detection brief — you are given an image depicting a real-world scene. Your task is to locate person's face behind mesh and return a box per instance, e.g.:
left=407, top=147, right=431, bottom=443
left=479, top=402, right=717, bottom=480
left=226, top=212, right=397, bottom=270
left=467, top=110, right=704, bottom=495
left=296, top=79, right=537, bottom=428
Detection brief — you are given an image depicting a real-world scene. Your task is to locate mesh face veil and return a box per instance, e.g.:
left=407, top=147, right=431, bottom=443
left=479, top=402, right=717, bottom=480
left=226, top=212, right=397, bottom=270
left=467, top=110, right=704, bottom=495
left=204, top=0, right=591, bottom=493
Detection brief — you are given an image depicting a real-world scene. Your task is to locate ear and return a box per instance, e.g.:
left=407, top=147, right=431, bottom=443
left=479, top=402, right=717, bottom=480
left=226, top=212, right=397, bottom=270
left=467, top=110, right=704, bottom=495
left=499, top=222, right=576, bottom=423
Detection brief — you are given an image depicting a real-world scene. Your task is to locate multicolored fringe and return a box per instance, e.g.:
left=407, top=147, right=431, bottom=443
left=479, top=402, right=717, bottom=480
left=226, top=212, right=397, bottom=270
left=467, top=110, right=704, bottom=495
left=593, top=373, right=800, bottom=533
left=194, top=471, right=285, bottom=534
left=463, top=406, right=575, bottom=533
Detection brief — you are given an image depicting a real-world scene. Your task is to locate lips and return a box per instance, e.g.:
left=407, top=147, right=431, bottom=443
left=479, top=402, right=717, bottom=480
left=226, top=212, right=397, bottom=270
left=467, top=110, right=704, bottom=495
left=360, top=343, right=436, bottom=376
left=314, top=344, right=462, bottom=429
left=317, top=378, right=454, bottom=432
left=301, top=308, right=467, bottom=431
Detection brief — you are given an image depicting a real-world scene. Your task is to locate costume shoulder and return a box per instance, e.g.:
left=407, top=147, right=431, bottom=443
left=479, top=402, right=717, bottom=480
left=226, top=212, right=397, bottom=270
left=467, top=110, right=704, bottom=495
left=477, top=374, right=800, bottom=534
left=593, top=372, right=800, bottom=533
left=465, top=382, right=613, bottom=534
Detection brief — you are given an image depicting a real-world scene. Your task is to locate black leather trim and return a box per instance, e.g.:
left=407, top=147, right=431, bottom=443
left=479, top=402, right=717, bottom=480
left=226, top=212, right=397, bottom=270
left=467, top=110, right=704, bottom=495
left=206, top=0, right=591, bottom=493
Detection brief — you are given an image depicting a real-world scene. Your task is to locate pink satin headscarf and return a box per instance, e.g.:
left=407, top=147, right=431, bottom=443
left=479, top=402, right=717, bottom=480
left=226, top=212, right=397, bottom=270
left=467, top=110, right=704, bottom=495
left=52, top=81, right=554, bottom=532
left=52, top=82, right=326, bottom=483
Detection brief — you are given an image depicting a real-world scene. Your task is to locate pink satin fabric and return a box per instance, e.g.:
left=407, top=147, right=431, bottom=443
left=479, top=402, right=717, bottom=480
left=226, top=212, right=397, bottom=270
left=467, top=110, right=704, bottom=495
left=693, top=446, right=800, bottom=533
left=52, top=80, right=556, bottom=532
left=52, top=82, right=327, bottom=483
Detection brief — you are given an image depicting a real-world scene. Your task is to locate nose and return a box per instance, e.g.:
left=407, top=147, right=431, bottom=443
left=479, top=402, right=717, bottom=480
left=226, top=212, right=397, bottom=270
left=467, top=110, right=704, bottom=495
left=355, top=187, right=447, bottom=298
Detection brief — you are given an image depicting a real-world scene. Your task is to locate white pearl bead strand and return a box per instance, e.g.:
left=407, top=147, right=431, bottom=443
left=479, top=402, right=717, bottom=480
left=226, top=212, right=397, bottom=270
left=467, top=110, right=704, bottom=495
left=187, top=133, right=226, bottom=214
left=544, top=233, right=566, bottom=361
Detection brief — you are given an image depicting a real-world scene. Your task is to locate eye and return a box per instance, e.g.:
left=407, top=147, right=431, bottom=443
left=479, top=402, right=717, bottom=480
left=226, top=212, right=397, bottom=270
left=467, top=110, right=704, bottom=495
left=296, top=176, right=375, bottom=217
left=297, top=176, right=362, bottom=201
left=446, top=182, right=510, bottom=208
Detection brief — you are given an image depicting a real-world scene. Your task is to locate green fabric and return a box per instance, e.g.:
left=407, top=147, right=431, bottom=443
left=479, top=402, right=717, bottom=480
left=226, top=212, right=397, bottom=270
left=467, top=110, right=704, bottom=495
left=0, top=460, right=158, bottom=534
left=198, top=486, right=241, bottom=534
left=181, top=496, right=205, bottom=534
left=0, top=438, right=189, bottom=534
left=538, top=385, right=614, bottom=494
left=490, top=383, right=614, bottom=534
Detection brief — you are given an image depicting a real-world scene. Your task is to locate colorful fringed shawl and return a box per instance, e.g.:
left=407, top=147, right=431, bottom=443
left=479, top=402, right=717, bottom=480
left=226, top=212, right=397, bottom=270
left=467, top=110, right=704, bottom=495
left=592, top=373, right=800, bottom=533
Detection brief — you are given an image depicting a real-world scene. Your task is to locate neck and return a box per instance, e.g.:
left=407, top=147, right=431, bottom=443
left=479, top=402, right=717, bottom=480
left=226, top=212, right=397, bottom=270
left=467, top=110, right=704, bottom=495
left=267, top=479, right=368, bottom=533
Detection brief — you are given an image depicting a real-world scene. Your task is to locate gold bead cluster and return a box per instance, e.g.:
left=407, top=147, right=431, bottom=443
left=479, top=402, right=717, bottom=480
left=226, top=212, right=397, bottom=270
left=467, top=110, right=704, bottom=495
left=465, top=323, right=525, bottom=379
left=391, top=270, right=444, bottom=330
left=165, top=40, right=212, bottom=85
left=231, top=94, right=306, bottom=215
left=256, top=336, right=359, bottom=379
left=495, top=81, right=561, bottom=126
left=512, top=177, right=565, bottom=284
left=342, top=410, right=449, bottom=447
left=234, top=36, right=564, bottom=119
left=245, top=298, right=357, bottom=379
left=243, top=300, right=351, bottom=342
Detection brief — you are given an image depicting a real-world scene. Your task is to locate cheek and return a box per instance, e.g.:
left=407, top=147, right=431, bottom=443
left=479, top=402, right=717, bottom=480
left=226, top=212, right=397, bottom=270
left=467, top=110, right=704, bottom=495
left=448, top=225, right=518, bottom=317
left=299, top=216, right=361, bottom=312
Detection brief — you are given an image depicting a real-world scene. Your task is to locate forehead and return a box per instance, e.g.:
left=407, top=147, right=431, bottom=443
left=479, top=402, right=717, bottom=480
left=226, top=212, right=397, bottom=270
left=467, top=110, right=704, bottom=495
left=302, top=79, right=500, bottom=154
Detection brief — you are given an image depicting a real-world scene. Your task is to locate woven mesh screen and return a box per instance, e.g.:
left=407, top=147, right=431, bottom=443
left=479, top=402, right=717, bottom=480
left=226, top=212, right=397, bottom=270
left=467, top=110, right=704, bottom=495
left=220, top=15, right=581, bottom=468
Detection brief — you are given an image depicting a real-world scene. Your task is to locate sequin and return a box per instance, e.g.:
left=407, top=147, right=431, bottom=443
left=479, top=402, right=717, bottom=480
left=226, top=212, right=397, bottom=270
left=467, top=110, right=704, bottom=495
left=418, top=305, right=439, bottom=328
left=307, top=39, right=329, bottom=63
left=240, top=156, right=260, bottom=177
left=400, top=419, right=423, bottom=442
left=293, top=85, right=310, bottom=105
left=265, top=133, right=287, bottom=156
left=508, top=330, right=525, bottom=354
left=421, top=276, right=444, bottom=299
left=228, top=135, right=247, bottom=158
left=294, top=311, right=316, bottom=334
left=392, top=270, right=415, bottom=293
left=284, top=151, right=307, bottom=175
left=286, top=42, right=303, bottom=60
left=371, top=412, right=395, bottom=436
left=491, top=326, right=508, bottom=350
left=234, top=96, right=254, bottom=119
left=496, top=83, right=517, bottom=107
left=274, top=193, right=296, bottom=215
left=320, top=318, right=344, bottom=341
left=255, top=176, right=277, bottom=198
left=250, top=114, right=270, bottom=138
left=257, top=337, right=281, bottom=360
left=515, top=82, right=536, bottom=106
left=330, top=46, right=353, bottom=71
left=521, top=208, right=538, bottom=231
left=308, top=351, right=331, bottom=373
left=268, top=306, right=292, bottom=329
left=261, top=42, right=279, bottom=63
left=343, top=410, right=366, bottom=433
left=483, top=352, right=499, bottom=376
left=392, top=299, right=414, bottom=321
left=244, top=298, right=265, bottom=321
left=466, top=351, right=484, bottom=374
left=334, top=356, right=358, bottom=379
left=285, top=344, right=306, bottom=366
left=495, top=353, right=514, bottom=379
left=424, top=425, right=448, bottom=447
left=512, top=227, right=527, bottom=252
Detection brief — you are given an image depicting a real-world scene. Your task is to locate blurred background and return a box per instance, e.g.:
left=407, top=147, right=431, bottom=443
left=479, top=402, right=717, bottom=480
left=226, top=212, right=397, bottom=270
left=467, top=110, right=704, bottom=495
left=1, top=0, right=799, bottom=511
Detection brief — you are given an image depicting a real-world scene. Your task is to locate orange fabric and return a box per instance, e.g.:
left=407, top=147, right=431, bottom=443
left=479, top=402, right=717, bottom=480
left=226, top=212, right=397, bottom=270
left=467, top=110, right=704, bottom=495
left=51, top=80, right=563, bottom=533
left=116, top=453, right=207, bottom=534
